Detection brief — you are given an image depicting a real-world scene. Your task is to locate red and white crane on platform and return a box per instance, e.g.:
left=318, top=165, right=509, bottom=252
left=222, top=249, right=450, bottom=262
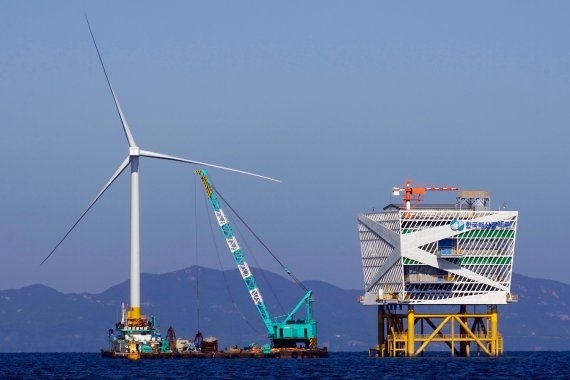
left=392, top=179, right=459, bottom=210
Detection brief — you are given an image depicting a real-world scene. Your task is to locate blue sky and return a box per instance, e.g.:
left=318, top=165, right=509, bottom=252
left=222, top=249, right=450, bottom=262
left=1, top=1, right=568, bottom=294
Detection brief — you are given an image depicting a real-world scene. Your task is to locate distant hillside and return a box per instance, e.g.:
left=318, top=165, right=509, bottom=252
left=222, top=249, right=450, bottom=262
left=0, top=267, right=568, bottom=352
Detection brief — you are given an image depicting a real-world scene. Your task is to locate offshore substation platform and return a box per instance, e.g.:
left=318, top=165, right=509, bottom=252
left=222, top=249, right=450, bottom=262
left=357, top=180, right=518, bottom=357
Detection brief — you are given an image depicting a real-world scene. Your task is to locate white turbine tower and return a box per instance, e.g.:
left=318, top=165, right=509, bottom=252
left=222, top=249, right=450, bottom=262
left=42, top=17, right=278, bottom=323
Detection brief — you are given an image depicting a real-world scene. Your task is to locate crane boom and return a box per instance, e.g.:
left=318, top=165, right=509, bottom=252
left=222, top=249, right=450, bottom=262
left=196, top=170, right=274, bottom=333
left=392, top=179, right=459, bottom=210
left=195, top=169, right=318, bottom=348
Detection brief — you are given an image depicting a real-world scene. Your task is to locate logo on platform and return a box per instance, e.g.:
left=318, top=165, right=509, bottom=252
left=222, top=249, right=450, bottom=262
left=465, top=221, right=514, bottom=229
left=449, top=218, right=465, bottom=231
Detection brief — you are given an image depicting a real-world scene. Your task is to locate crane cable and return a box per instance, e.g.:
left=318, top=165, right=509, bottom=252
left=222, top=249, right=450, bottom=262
left=193, top=177, right=200, bottom=331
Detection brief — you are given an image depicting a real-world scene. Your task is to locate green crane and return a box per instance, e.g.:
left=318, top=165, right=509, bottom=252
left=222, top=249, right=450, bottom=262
left=195, top=169, right=318, bottom=348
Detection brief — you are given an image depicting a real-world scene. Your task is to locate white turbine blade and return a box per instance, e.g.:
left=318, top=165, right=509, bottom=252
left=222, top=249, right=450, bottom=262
left=85, top=15, right=137, bottom=148
left=139, top=149, right=281, bottom=183
left=41, top=156, right=131, bottom=265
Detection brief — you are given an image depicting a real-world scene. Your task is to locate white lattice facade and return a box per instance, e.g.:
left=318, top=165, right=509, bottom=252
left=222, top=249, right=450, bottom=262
left=358, top=208, right=518, bottom=305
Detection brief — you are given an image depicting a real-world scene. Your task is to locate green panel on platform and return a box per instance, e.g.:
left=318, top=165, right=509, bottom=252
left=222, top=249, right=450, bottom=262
left=457, top=229, right=515, bottom=238
left=460, top=256, right=512, bottom=265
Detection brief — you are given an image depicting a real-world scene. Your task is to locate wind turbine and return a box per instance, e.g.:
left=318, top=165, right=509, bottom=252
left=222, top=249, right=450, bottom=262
left=42, top=17, right=279, bottom=323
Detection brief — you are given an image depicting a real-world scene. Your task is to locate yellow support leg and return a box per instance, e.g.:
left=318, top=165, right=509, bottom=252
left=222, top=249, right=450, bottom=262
left=407, top=308, right=415, bottom=357
left=490, top=306, right=498, bottom=356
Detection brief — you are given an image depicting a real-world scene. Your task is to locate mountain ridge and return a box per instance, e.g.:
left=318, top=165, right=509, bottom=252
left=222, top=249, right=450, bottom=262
left=0, top=267, right=569, bottom=352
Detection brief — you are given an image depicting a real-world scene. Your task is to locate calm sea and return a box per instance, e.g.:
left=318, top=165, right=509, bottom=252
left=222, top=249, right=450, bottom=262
left=0, top=352, right=568, bottom=379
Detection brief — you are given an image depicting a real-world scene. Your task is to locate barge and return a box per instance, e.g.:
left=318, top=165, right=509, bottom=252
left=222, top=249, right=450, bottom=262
left=101, top=304, right=328, bottom=360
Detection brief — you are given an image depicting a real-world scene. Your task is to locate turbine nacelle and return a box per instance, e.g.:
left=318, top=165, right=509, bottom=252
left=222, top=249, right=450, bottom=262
left=129, top=147, right=141, bottom=157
